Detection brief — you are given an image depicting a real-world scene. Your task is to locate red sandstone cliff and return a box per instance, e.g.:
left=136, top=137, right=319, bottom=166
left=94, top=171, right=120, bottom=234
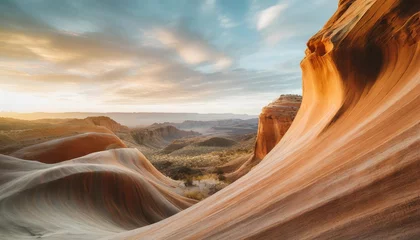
left=224, top=95, right=301, bottom=181
left=254, top=95, right=301, bottom=160
left=118, top=1, right=420, bottom=239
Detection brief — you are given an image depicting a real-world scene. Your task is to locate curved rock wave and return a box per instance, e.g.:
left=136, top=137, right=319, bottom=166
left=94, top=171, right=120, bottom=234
left=225, top=95, right=301, bottom=181
left=112, top=0, right=420, bottom=239
left=0, top=148, right=196, bottom=239
left=10, top=133, right=127, bottom=164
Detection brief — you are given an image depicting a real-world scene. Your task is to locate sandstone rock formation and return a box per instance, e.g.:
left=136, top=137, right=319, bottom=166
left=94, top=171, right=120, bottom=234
left=254, top=95, right=301, bottom=160
left=0, top=117, right=126, bottom=154
left=112, top=1, right=420, bottom=239
left=11, top=133, right=127, bottom=164
left=224, top=95, right=301, bottom=181
left=0, top=123, right=113, bottom=155
left=0, top=149, right=196, bottom=239
left=1, top=0, right=419, bottom=239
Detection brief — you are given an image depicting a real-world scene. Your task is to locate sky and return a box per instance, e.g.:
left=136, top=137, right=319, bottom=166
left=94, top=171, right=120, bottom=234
left=0, top=0, right=337, bottom=114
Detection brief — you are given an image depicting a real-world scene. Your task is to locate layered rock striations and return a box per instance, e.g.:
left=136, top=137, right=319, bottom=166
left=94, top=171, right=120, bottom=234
left=254, top=95, right=301, bottom=160
left=0, top=149, right=196, bottom=239
left=115, top=1, right=420, bottom=239
left=224, top=95, right=301, bottom=181
left=10, top=133, right=127, bottom=164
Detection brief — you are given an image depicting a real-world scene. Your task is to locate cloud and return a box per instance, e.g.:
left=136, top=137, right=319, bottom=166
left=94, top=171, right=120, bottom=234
left=251, top=0, right=337, bottom=45
left=202, top=0, right=216, bottom=12
left=257, top=4, right=288, bottom=30
left=218, top=15, right=238, bottom=28
left=106, top=66, right=301, bottom=106
left=154, top=27, right=232, bottom=70
left=0, top=0, right=339, bottom=114
left=264, top=30, right=296, bottom=46
left=214, top=57, right=233, bottom=70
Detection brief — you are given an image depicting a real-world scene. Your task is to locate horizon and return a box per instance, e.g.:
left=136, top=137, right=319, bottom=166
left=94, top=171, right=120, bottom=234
left=0, top=110, right=259, bottom=127
left=0, top=0, right=336, bottom=114
left=0, top=111, right=257, bottom=115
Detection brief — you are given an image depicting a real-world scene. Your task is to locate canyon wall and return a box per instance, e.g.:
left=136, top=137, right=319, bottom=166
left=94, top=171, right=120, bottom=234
left=225, top=95, right=301, bottom=181
left=116, top=0, right=420, bottom=239
left=254, top=95, right=301, bottom=160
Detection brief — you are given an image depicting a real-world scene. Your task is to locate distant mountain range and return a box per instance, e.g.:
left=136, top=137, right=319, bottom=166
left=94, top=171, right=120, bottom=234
left=0, top=112, right=258, bottom=128
left=151, top=118, right=259, bottom=135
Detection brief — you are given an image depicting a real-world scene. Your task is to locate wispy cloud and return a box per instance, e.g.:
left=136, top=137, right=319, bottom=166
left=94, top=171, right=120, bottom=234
left=0, top=0, right=337, bottom=114
left=218, top=15, right=238, bottom=29
left=202, top=0, right=216, bottom=12
left=257, top=3, right=288, bottom=30
left=154, top=27, right=233, bottom=70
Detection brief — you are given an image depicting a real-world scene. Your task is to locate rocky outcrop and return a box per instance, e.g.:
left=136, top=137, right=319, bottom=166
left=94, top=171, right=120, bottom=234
left=224, top=95, right=301, bottom=181
left=131, top=125, right=201, bottom=149
left=0, top=149, right=196, bottom=239
left=84, top=116, right=129, bottom=133
left=118, top=1, right=420, bottom=239
left=0, top=116, right=128, bottom=154
left=66, top=116, right=130, bottom=134
left=254, top=95, right=301, bottom=160
left=11, top=133, right=127, bottom=164
left=153, top=119, right=258, bottom=135
left=197, top=137, right=237, bottom=147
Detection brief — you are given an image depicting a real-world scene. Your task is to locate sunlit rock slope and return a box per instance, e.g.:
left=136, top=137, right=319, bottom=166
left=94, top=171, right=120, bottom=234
left=114, top=0, right=420, bottom=239
left=225, top=95, right=301, bottom=181
left=0, top=149, right=196, bottom=239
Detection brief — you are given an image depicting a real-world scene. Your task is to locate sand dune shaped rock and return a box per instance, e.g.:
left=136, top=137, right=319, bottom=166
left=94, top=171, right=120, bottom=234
left=111, top=0, right=420, bottom=239
left=0, top=149, right=196, bottom=239
left=0, top=0, right=419, bottom=239
left=11, top=133, right=127, bottom=164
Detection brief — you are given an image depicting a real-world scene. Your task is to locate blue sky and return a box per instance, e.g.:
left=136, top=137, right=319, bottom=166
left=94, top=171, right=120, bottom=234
left=0, top=0, right=337, bottom=114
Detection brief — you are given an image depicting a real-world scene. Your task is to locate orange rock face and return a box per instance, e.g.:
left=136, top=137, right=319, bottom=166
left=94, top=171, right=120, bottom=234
left=0, top=149, right=195, bottom=239
left=225, top=95, right=301, bottom=181
left=10, top=133, right=127, bottom=163
left=114, top=1, right=420, bottom=239
left=254, top=95, right=301, bottom=160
